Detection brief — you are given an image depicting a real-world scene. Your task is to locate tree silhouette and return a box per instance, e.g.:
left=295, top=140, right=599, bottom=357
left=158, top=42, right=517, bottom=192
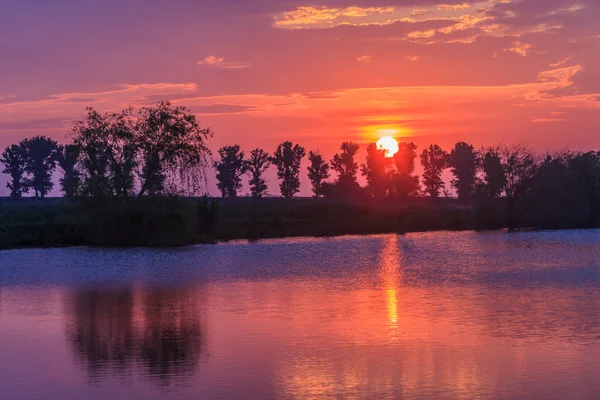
left=307, top=151, right=330, bottom=197
left=140, top=152, right=166, bottom=196
left=448, top=142, right=479, bottom=203
left=481, top=147, right=506, bottom=198
left=21, top=136, right=59, bottom=198
left=135, top=101, right=212, bottom=198
left=73, top=108, right=137, bottom=197
left=1, top=144, right=28, bottom=197
left=420, top=144, right=448, bottom=198
left=72, top=102, right=212, bottom=198
left=497, top=145, right=537, bottom=229
left=392, top=142, right=420, bottom=198
left=245, top=148, right=270, bottom=198
left=568, top=151, right=600, bottom=226
left=331, top=142, right=361, bottom=196
left=214, top=145, right=246, bottom=197
left=56, top=144, right=81, bottom=198
left=362, top=143, right=390, bottom=199
left=270, top=141, right=306, bottom=198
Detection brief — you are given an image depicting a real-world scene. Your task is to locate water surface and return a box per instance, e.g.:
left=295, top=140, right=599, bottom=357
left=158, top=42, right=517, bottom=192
left=1, top=231, right=600, bottom=399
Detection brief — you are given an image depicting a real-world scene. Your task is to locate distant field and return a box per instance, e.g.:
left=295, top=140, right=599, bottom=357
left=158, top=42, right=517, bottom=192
left=0, top=196, right=505, bottom=249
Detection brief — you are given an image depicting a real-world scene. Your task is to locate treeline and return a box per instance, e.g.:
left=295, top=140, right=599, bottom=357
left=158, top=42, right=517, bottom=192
left=213, top=141, right=600, bottom=229
left=1, top=101, right=212, bottom=200
left=2, top=100, right=600, bottom=235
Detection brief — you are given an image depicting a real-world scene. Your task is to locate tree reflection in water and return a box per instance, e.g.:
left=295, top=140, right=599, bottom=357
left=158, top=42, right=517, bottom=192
left=65, top=286, right=205, bottom=385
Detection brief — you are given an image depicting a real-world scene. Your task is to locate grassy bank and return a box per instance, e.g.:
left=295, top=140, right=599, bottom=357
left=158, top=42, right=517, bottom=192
left=0, top=196, right=509, bottom=249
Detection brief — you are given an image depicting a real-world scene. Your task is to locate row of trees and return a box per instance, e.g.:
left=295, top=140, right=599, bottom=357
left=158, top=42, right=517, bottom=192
left=1, top=102, right=212, bottom=199
left=2, top=102, right=599, bottom=229
left=212, top=140, right=525, bottom=202
left=213, top=140, right=600, bottom=228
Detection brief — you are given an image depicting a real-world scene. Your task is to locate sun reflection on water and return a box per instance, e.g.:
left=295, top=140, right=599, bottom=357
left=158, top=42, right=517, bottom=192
left=378, top=235, right=403, bottom=331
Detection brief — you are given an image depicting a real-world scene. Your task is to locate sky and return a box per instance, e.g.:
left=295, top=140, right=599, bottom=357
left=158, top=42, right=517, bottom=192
left=1, top=0, right=600, bottom=196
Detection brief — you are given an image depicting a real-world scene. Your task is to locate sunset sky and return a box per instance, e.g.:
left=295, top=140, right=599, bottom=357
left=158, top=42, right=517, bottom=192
left=1, top=0, right=600, bottom=195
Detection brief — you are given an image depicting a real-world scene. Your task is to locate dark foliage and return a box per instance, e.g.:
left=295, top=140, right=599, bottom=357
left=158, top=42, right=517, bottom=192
left=214, top=145, right=246, bottom=197
left=270, top=141, right=306, bottom=198
left=307, top=151, right=330, bottom=198
left=448, top=142, right=479, bottom=203
left=245, top=148, right=270, bottom=198
left=1, top=144, right=28, bottom=197
left=21, top=136, right=59, bottom=198
left=420, top=144, right=448, bottom=198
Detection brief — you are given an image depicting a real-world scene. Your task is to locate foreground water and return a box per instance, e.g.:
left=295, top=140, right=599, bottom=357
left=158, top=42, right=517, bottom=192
left=1, top=231, right=600, bottom=400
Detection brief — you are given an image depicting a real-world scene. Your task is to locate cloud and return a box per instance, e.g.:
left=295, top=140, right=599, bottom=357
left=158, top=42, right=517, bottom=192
left=357, top=55, right=372, bottom=62
left=550, top=56, right=573, bottom=67
left=406, top=55, right=420, bottom=61
left=190, top=104, right=258, bottom=115
left=504, top=41, right=533, bottom=56
left=197, top=56, right=250, bottom=69
left=538, top=64, right=583, bottom=88
left=437, top=3, right=471, bottom=12
left=531, top=117, right=567, bottom=123
left=273, top=6, right=395, bottom=29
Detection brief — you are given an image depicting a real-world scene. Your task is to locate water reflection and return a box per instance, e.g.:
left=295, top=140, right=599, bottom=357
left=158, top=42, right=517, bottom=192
left=2, top=231, right=600, bottom=399
left=379, top=235, right=403, bottom=330
left=65, top=286, right=205, bottom=384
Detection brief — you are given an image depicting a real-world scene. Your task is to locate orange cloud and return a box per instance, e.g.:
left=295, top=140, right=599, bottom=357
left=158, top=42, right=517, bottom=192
left=505, top=41, right=533, bottom=57
left=197, top=56, right=250, bottom=69
left=357, top=55, right=372, bottom=62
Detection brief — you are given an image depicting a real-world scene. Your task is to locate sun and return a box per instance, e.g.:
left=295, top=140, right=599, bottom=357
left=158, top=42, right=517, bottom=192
left=376, top=136, right=399, bottom=158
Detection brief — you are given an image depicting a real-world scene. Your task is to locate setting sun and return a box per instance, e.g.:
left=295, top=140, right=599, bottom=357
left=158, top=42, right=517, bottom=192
left=376, top=136, right=399, bottom=158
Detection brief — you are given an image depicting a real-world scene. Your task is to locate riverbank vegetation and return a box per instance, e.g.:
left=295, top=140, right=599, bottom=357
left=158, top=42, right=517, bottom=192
left=2, top=101, right=600, bottom=248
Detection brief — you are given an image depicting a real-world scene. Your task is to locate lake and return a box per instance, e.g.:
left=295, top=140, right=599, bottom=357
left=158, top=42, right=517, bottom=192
left=1, top=230, right=600, bottom=399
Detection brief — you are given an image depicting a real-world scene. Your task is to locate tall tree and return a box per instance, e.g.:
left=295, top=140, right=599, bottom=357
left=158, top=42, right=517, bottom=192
left=140, top=151, right=166, bottom=196
left=72, top=108, right=137, bottom=197
left=497, top=145, right=537, bottom=229
left=21, top=136, right=59, bottom=198
left=270, top=141, right=306, bottom=198
left=307, top=151, right=330, bottom=198
left=56, top=144, right=81, bottom=198
left=1, top=144, right=28, bottom=197
left=420, top=144, right=448, bottom=198
left=135, top=101, right=212, bottom=197
left=72, top=102, right=212, bottom=198
left=481, top=147, right=506, bottom=198
left=448, top=142, right=479, bottom=203
left=392, top=142, right=420, bottom=198
left=331, top=142, right=361, bottom=196
left=245, top=148, right=270, bottom=198
left=362, top=143, right=390, bottom=199
left=214, top=145, right=246, bottom=197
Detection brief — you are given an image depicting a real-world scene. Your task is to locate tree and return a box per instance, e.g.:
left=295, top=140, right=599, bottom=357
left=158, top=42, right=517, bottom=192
left=245, top=148, right=270, bottom=198
left=497, top=145, right=537, bottom=229
left=72, top=108, right=137, bottom=197
left=135, top=101, right=212, bottom=198
left=480, top=147, right=506, bottom=198
left=331, top=142, right=360, bottom=185
left=565, top=151, right=600, bottom=226
left=21, top=136, right=59, bottom=198
left=140, top=151, right=166, bottom=196
left=72, top=101, right=212, bottom=198
left=448, top=142, right=479, bottom=203
left=1, top=144, right=28, bottom=197
left=270, top=141, right=306, bottom=198
left=307, top=151, right=330, bottom=197
left=214, top=145, right=246, bottom=197
left=420, top=144, right=448, bottom=198
left=56, top=144, right=81, bottom=198
left=362, top=143, right=390, bottom=199
left=392, top=142, right=419, bottom=198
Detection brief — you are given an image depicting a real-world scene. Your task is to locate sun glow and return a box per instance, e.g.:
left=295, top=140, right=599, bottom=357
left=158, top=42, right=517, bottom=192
left=376, top=136, right=399, bottom=157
